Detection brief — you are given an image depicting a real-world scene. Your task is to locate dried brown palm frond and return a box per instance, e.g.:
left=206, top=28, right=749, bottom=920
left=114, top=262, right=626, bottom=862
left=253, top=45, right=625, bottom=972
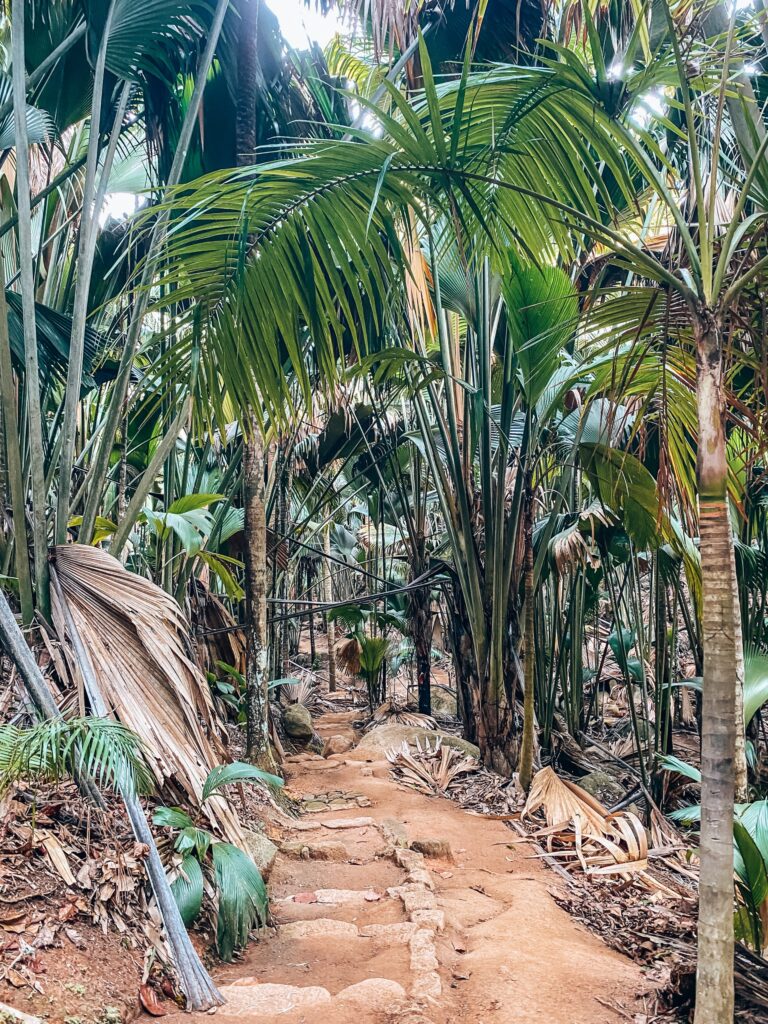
left=50, top=545, right=243, bottom=845
left=367, top=697, right=437, bottom=731
left=521, top=767, right=650, bottom=881
left=336, top=636, right=362, bottom=675
left=386, top=736, right=479, bottom=796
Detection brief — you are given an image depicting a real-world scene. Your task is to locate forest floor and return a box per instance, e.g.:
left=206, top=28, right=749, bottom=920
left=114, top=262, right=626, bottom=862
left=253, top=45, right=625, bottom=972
left=165, top=702, right=654, bottom=1024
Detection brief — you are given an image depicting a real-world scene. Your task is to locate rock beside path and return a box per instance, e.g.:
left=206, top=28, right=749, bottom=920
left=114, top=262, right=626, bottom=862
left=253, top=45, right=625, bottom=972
left=284, top=703, right=314, bottom=741
left=351, top=723, right=480, bottom=760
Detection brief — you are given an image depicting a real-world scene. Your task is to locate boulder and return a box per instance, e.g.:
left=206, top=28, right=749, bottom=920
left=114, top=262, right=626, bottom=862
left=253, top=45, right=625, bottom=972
left=243, top=830, right=279, bottom=880
left=351, top=723, right=479, bottom=760
left=283, top=703, right=313, bottom=742
left=322, top=734, right=354, bottom=757
left=577, top=769, right=626, bottom=809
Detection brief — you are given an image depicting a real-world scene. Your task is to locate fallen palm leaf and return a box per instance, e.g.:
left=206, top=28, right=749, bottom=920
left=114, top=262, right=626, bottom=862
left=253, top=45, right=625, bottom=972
left=368, top=697, right=437, bottom=731
left=386, top=736, right=478, bottom=796
left=521, top=767, right=650, bottom=880
left=50, top=545, right=242, bottom=846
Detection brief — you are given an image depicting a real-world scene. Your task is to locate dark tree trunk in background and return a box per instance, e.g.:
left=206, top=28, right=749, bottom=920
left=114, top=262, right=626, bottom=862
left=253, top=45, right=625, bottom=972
left=409, top=536, right=432, bottom=715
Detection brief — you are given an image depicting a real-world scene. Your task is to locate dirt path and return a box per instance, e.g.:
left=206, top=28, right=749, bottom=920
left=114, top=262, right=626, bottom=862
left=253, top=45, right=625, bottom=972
left=169, top=709, right=650, bottom=1024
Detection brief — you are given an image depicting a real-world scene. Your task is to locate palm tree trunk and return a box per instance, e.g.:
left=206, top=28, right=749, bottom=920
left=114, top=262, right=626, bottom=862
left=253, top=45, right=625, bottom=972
left=322, top=524, right=337, bottom=692
left=518, top=479, right=536, bottom=792
left=12, top=0, right=49, bottom=618
left=243, top=417, right=272, bottom=763
left=0, top=270, right=33, bottom=622
left=409, top=537, right=432, bottom=715
left=693, top=316, right=742, bottom=1024
left=235, top=0, right=273, bottom=764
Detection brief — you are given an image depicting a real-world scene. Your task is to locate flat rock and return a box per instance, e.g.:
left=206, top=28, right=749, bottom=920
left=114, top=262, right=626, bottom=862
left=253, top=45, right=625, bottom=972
left=410, top=929, right=439, bottom=973
left=411, top=909, right=445, bottom=931
left=335, top=978, right=407, bottom=1012
left=393, top=848, right=424, bottom=870
left=280, top=919, right=358, bottom=940
left=388, top=885, right=438, bottom=914
left=380, top=818, right=409, bottom=848
left=280, top=840, right=349, bottom=862
left=411, top=971, right=442, bottom=1001
left=219, top=982, right=331, bottom=1014
left=352, top=723, right=480, bottom=760
left=320, top=816, right=375, bottom=829
left=406, top=867, right=434, bottom=890
left=323, top=734, right=354, bottom=757
left=315, top=888, right=383, bottom=904
left=359, top=922, right=418, bottom=944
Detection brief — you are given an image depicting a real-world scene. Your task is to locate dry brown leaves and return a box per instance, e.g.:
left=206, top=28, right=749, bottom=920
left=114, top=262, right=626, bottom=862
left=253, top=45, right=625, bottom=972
left=0, top=785, right=169, bottom=997
left=50, top=544, right=244, bottom=846
left=521, top=767, right=682, bottom=893
left=368, top=698, right=437, bottom=732
left=386, top=736, right=479, bottom=796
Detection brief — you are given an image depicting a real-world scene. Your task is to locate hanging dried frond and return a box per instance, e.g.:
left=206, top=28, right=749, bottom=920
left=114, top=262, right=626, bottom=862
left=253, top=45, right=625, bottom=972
left=367, top=697, right=437, bottom=731
left=50, top=545, right=243, bottom=845
left=386, top=736, right=479, bottom=796
left=336, top=636, right=362, bottom=676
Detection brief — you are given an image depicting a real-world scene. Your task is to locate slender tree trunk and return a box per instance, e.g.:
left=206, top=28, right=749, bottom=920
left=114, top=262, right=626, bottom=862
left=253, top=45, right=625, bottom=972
left=0, top=270, right=33, bottom=622
left=409, top=537, right=432, bottom=715
left=12, top=0, right=49, bottom=618
left=243, top=418, right=272, bottom=763
left=235, top=0, right=273, bottom=765
left=693, top=316, right=742, bottom=1024
left=518, top=480, right=536, bottom=792
left=322, top=524, right=337, bottom=692
left=79, top=0, right=229, bottom=543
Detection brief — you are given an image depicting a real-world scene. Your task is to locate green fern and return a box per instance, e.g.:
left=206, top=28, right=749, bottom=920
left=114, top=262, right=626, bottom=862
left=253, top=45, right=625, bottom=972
left=0, top=717, right=154, bottom=796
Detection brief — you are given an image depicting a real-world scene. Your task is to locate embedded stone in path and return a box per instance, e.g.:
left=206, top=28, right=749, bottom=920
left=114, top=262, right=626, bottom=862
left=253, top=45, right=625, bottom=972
left=411, top=909, right=445, bottom=931
left=359, top=922, right=418, bottom=943
left=314, top=887, right=383, bottom=904
left=280, top=918, right=359, bottom=940
left=380, top=818, right=409, bottom=848
left=280, top=840, right=350, bottom=861
left=411, top=838, right=453, bottom=860
left=323, top=734, right=354, bottom=757
left=218, top=982, right=332, bottom=1015
left=393, top=847, right=425, bottom=870
left=335, top=978, right=408, bottom=1012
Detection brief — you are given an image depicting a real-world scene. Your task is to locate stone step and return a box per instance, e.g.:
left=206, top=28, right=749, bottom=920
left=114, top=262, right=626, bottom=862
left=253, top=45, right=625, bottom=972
left=215, top=981, right=331, bottom=1015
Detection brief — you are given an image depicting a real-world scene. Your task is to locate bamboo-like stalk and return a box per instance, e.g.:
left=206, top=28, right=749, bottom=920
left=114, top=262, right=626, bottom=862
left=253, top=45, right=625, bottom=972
left=0, top=260, right=33, bottom=622
left=56, top=1, right=125, bottom=544
left=79, top=0, right=231, bottom=544
left=11, top=0, right=49, bottom=617
left=110, top=398, right=192, bottom=558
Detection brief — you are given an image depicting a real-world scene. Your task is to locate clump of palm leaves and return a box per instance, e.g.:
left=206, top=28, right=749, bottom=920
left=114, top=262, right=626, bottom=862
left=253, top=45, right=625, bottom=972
left=270, top=675, right=324, bottom=715
left=386, top=736, right=478, bottom=797
left=366, top=696, right=437, bottom=731
left=154, top=761, right=282, bottom=961
left=0, top=716, right=154, bottom=796
left=521, top=767, right=651, bottom=882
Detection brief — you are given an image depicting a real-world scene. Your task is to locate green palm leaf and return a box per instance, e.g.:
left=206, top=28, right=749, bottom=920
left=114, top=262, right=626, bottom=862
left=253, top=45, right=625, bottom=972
left=211, top=841, right=268, bottom=962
